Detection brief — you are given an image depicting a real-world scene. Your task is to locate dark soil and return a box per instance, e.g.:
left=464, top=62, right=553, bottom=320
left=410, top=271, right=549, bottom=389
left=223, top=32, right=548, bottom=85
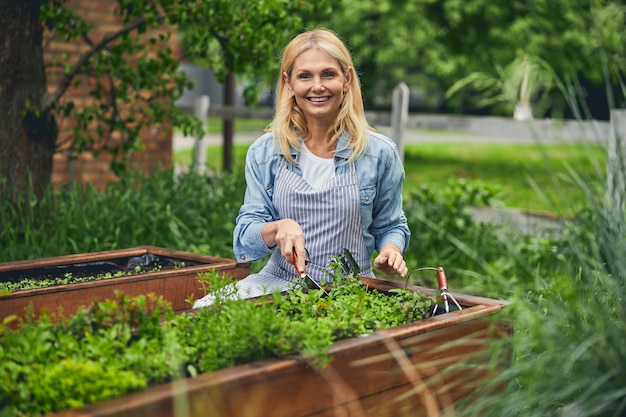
left=0, top=254, right=203, bottom=283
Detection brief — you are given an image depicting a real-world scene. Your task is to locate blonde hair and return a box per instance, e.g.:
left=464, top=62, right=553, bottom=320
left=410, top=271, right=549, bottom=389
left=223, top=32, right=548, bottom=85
left=269, top=28, right=373, bottom=164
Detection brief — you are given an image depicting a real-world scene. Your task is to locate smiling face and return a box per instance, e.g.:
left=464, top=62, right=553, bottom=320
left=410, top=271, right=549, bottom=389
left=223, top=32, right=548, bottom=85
left=284, top=48, right=351, bottom=126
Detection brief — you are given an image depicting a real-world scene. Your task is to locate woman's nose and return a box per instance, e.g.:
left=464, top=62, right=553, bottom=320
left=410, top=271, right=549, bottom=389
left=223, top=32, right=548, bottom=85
left=312, top=77, right=324, bottom=91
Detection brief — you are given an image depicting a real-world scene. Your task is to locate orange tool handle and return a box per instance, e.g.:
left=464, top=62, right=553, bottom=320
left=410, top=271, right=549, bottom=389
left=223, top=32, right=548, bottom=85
left=293, top=250, right=306, bottom=277
left=437, top=267, right=448, bottom=291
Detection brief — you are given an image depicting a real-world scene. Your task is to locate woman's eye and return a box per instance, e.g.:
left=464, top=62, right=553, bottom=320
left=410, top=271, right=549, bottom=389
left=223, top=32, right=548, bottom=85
left=323, top=72, right=336, bottom=78
left=298, top=74, right=311, bottom=80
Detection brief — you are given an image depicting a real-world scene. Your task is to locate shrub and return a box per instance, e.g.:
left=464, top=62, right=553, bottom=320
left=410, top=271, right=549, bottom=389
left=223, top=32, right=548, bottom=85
left=0, top=166, right=246, bottom=262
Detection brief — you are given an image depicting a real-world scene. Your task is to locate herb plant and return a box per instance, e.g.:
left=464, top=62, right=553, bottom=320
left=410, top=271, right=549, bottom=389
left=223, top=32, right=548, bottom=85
left=0, top=262, right=435, bottom=416
left=0, top=270, right=131, bottom=294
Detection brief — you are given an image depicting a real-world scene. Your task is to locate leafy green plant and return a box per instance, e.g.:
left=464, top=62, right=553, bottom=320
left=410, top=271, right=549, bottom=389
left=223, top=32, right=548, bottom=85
left=458, top=199, right=626, bottom=417
left=0, top=292, right=173, bottom=416
left=454, top=65, right=626, bottom=416
left=0, top=167, right=246, bottom=263
left=0, top=261, right=436, bottom=416
left=445, top=54, right=555, bottom=119
left=0, top=270, right=126, bottom=294
left=0, top=259, right=177, bottom=294
left=27, top=359, right=147, bottom=415
left=401, top=178, right=505, bottom=289
left=275, top=259, right=434, bottom=342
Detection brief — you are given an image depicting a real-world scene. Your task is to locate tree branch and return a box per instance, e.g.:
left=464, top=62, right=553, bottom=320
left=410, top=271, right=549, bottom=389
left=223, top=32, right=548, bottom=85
left=40, top=14, right=165, bottom=113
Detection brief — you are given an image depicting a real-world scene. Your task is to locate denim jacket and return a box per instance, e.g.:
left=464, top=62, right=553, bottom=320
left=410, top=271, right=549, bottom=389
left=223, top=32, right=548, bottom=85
left=233, top=130, right=410, bottom=262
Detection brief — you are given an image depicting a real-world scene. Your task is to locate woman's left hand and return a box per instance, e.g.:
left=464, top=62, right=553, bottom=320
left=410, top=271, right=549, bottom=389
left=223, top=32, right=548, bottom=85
left=374, top=244, right=408, bottom=277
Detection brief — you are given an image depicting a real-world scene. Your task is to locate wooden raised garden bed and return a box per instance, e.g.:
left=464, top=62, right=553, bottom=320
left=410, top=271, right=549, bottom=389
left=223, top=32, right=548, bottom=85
left=0, top=246, right=250, bottom=325
left=51, top=277, right=510, bottom=417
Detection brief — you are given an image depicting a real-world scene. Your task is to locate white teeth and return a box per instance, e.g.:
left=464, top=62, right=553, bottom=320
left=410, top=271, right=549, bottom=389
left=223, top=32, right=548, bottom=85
left=309, top=97, right=329, bottom=102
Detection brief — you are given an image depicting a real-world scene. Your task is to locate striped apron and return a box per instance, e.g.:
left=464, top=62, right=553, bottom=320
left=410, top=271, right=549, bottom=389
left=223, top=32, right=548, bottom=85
left=194, top=156, right=372, bottom=307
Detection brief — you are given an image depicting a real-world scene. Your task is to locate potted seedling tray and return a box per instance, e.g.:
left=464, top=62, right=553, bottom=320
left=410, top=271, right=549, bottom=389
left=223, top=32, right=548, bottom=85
left=50, top=277, right=510, bottom=417
left=0, top=246, right=250, bottom=325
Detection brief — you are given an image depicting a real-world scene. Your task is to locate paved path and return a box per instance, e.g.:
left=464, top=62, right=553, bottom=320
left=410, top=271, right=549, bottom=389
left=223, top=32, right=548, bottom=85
left=173, top=130, right=564, bottom=236
left=173, top=127, right=548, bottom=151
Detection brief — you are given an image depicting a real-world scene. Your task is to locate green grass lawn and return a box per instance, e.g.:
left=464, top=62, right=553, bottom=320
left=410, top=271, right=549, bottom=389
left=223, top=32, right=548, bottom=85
left=175, top=124, right=606, bottom=215
left=403, top=142, right=605, bottom=214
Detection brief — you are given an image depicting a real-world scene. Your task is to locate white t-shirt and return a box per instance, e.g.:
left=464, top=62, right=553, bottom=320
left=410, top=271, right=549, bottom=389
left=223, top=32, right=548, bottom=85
left=299, top=143, right=335, bottom=189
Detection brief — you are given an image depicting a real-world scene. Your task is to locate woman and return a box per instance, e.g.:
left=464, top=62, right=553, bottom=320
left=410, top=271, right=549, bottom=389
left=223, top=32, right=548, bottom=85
left=194, top=28, right=409, bottom=307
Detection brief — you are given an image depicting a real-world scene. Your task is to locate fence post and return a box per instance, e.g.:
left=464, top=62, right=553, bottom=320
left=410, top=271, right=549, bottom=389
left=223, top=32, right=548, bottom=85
left=191, top=95, right=210, bottom=174
left=607, top=109, right=626, bottom=210
left=391, top=82, right=409, bottom=161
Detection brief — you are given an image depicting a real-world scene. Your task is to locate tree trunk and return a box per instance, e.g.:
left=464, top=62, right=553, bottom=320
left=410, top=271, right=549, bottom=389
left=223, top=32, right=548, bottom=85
left=222, top=71, right=235, bottom=173
left=0, top=0, right=57, bottom=203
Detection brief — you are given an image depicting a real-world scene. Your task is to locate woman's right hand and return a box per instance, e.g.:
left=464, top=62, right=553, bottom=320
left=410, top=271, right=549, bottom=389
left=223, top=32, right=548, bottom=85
left=262, top=218, right=305, bottom=268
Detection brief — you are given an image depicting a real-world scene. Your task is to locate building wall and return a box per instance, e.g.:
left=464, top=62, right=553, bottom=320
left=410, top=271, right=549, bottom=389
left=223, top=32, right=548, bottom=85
left=44, top=1, right=180, bottom=191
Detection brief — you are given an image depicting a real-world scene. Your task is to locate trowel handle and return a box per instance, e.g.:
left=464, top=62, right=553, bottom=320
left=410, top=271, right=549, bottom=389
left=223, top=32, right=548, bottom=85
left=437, top=267, right=448, bottom=291
left=292, top=249, right=306, bottom=277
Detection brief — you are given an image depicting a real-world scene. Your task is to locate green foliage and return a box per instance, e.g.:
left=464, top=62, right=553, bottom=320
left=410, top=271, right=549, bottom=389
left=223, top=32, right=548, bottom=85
left=445, top=55, right=555, bottom=117
left=27, top=359, right=147, bottom=414
left=399, top=175, right=584, bottom=305
left=459, top=197, right=626, bottom=416
left=31, top=0, right=334, bottom=186
left=0, top=166, right=246, bottom=262
left=0, top=292, right=171, bottom=416
left=318, top=0, right=625, bottom=112
left=417, top=45, right=626, bottom=415
left=0, top=268, right=157, bottom=293
left=401, top=178, right=506, bottom=288
left=1, top=107, right=624, bottom=415
left=178, top=0, right=333, bottom=105
left=0, top=160, right=575, bottom=299
left=40, top=0, right=203, bottom=176
left=275, top=262, right=434, bottom=341
left=0, top=265, right=434, bottom=415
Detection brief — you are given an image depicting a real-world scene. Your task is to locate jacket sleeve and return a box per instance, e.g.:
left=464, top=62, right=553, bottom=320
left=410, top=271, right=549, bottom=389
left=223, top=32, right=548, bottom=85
left=370, top=140, right=411, bottom=253
left=232, top=137, right=280, bottom=262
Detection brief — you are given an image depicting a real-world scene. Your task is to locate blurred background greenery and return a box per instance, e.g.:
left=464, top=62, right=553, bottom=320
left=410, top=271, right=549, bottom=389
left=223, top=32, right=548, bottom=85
left=2, top=0, right=626, bottom=415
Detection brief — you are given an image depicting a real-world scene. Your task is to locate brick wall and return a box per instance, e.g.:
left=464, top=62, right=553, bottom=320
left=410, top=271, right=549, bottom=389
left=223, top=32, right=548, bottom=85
left=44, top=1, right=181, bottom=191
